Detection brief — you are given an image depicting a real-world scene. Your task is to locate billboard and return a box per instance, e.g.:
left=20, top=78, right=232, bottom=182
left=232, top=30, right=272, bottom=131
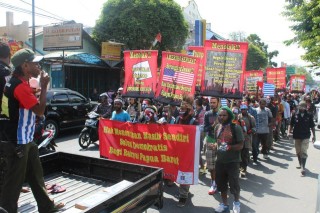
left=101, top=42, right=122, bottom=61
left=43, top=23, right=83, bottom=51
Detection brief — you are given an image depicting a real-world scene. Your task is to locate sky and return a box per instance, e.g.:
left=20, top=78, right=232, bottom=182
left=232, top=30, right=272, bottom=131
left=0, top=0, right=309, bottom=68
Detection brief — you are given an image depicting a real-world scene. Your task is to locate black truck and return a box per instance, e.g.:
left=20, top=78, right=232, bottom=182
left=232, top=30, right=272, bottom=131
left=14, top=152, right=163, bottom=212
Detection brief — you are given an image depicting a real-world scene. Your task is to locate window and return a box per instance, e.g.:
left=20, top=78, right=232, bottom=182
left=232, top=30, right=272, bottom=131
left=69, top=94, right=85, bottom=103
left=51, top=94, right=68, bottom=104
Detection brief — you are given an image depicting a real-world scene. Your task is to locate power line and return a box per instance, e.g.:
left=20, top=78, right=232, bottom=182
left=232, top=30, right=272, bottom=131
left=19, top=0, right=67, bottom=21
left=0, top=2, right=65, bottom=22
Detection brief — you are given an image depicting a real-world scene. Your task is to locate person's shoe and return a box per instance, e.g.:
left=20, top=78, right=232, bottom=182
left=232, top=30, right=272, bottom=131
left=233, top=201, right=241, bottom=213
left=208, top=184, right=217, bottom=195
left=214, top=203, right=229, bottom=212
left=240, top=170, right=246, bottom=178
left=301, top=170, right=306, bottom=177
left=177, top=197, right=187, bottom=207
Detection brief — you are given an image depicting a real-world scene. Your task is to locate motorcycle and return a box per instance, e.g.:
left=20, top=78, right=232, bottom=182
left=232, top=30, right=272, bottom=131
left=79, top=111, right=99, bottom=149
left=34, top=117, right=57, bottom=155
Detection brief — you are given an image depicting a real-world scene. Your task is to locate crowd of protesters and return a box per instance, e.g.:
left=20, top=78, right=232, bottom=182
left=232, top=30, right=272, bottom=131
left=1, top=41, right=317, bottom=213
left=92, top=87, right=318, bottom=213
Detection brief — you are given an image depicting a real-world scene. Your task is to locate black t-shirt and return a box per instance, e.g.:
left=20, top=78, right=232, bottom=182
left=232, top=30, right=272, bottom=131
left=291, top=112, right=315, bottom=139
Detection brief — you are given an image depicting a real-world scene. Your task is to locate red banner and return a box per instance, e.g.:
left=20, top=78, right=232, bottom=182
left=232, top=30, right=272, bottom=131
left=155, top=52, right=199, bottom=105
left=188, top=46, right=205, bottom=89
left=244, top=70, right=263, bottom=92
left=99, top=120, right=200, bottom=185
left=290, top=75, right=306, bottom=93
left=122, top=50, right=158, bottom=98
left=266, top=67, right=286, bottom=90
left=202, top=40, right=248, bottom=99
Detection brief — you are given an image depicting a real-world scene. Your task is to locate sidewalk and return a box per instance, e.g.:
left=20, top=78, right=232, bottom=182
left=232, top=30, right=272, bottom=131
left=148, top=134, right=320, bottom=213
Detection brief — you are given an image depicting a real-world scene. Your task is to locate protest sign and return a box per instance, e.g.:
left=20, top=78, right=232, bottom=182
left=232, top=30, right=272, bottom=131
left=266, top=67, right=286, bottom=90
left=202, top=40, right=248, bottom=99
left=244, top=70, right=263, bottom=93
left=155, top=52, right=199, bottom=105
left=99, top=120, right=200, bottom=184
left=290, top=75, right=306, bottom=93
left=122, top=50, right=158, bottom=98
left=188, top=46, right=205, bottom=89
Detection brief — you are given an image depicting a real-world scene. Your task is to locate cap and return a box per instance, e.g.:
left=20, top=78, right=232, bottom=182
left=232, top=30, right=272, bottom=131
left=240, top=104, right=248, bottom=110
left=118, top=87, right=123, bottom=91
left=11, top=48, right=44, bottom=68
left=232, top=108, right=239, bottom=114
left=99, top=92, right=108, bottom=98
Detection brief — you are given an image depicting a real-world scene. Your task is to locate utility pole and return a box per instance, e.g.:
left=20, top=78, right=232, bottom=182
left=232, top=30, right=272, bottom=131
left=32, top=0, right=36, bottom=52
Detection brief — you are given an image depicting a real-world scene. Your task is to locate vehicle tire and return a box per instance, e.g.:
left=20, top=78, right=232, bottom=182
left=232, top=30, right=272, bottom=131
left=79, top=131, right=91, bottom=149
left=45, top=120, right=59, bottom=138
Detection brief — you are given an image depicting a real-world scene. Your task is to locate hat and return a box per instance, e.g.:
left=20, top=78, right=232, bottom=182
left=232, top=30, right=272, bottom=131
left=11, top=48, right=43, bottom=68
left=298, top=101, right=307, bottom=108
left=240, top=104, right=248, bottom=110
left=118, top=87, right=123, bottom=91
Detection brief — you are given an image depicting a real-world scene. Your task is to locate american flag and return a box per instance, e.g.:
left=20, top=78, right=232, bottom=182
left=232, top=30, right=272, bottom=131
left=162, top=68, right=194, bottom=86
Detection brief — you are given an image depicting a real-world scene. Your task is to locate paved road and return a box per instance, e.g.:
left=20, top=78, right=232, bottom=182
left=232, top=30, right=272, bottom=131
left=55, top=128, right=320, bottom=213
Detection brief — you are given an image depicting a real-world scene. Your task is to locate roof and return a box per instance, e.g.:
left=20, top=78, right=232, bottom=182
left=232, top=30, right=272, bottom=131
left=43, top=52, right=110, bottom=68
left=206, top=29, right=226, bottom=40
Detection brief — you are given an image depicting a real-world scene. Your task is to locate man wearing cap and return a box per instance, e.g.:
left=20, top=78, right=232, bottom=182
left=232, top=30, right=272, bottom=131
left=93, top=93, right=113, bottom=118
left=0, top=42, right=12, bottom=115
left=111, top=98, right=130, bottom=122
left=1, top=48, right=63, bottom=212
left=288, top=101, right=316, bottom=176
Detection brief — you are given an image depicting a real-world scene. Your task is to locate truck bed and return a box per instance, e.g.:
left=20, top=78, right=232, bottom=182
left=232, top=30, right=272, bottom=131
left=19, top=172, right=111, bottom=212
left=15, top=152, right=163, bottom=213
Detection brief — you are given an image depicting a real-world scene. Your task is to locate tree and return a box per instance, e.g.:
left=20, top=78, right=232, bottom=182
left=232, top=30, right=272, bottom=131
left=283, top=0, right=320, bottom=68
left=92, top=0, right=189, bottom=52
left=246, top=34, right=279, bottom=68
left=246, top=43, right=268, bottom=71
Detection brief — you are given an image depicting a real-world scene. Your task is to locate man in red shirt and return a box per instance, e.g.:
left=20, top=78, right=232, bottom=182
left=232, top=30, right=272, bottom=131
left=1, top=49, right=64, bottom=212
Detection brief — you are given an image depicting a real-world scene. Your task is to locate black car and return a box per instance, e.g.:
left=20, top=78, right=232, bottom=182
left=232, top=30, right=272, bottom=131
left=44, top=88, right=96, bottom=137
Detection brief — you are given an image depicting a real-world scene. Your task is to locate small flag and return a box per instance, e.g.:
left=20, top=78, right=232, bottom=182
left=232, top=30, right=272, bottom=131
left=152, top=33, right=162, bottom=46
left=263, top=83, right=275, bottom=97
left=163, top=68, right=194, bottom=86
left=221, top=98, right=228, bottom=107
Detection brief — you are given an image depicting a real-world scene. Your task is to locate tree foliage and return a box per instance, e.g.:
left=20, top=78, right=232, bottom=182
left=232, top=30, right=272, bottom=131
left=92, top=0, right=189, bottom=52
left=246, top=43, right=268, bottom=71
left=283, top=0, right=320, bottom=68
left=246, top=34, right=279, bottom=68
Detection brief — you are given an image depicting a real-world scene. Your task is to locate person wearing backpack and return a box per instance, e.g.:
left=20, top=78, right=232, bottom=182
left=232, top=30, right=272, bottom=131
left=213, top=106, right=244, bottom=213
left=0, top=42, right=12, bottom=116
left=238, top=104, right=256, bottom=177
left=1, top=49, right=64, bottom=212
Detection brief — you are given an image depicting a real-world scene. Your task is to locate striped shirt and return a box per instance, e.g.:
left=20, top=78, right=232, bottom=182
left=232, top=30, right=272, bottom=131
left=14, top=79, right=38, bottom=144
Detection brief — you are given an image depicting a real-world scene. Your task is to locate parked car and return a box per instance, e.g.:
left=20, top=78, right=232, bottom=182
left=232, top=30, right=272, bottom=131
left=44, top=88, right=96, bottom=137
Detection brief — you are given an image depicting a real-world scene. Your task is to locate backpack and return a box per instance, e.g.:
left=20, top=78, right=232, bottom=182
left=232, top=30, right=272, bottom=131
left=1, top=76, right=23, bottom=142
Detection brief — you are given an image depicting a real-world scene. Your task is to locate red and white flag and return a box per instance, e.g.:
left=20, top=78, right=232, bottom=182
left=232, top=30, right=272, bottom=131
left=152, top=33, right=162, bottom=46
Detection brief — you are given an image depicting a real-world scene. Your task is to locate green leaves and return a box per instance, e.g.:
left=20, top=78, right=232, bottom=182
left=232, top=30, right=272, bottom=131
left=283, top=0, right=320, bottom=68
left=92, top=0, right=188, bottom=52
